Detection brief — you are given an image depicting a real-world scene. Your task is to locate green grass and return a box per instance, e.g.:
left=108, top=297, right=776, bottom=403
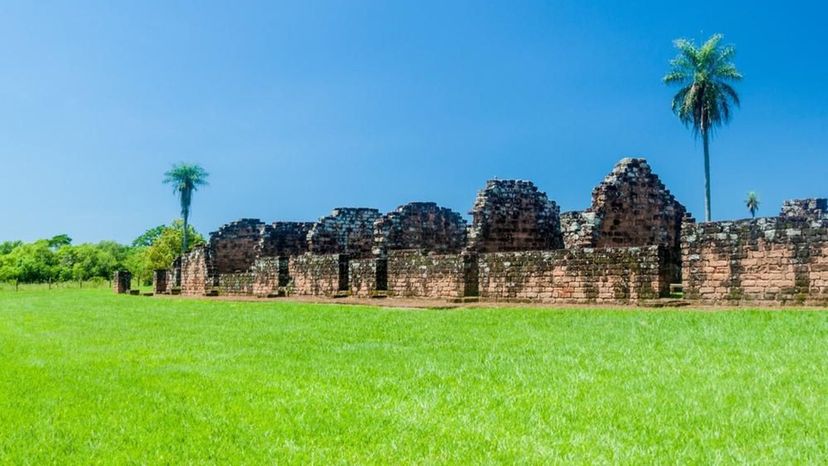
left=1, top=289, right=827, bottom=464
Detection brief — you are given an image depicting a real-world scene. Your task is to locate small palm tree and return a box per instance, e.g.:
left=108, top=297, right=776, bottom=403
left=163, top=163, right=209, bottom=254
left=745, top=191, right=760, bottom=218
left=664, top=33, right=742, bottom=222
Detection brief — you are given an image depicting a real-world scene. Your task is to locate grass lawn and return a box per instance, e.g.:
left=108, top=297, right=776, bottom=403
left=1, top=289, right=826, bottom=464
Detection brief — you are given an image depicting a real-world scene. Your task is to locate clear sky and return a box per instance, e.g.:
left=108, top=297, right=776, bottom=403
left=1, top=1, right=826, bottom=243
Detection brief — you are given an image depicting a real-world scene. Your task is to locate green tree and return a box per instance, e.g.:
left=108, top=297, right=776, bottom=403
left=163, top=163, right=209, bottom=254
left=0, top=238, right=133, bottom=286
left=0, top=261, right=21, bottom=290
left=6, top=240, right=57, bottom=283
left=132, top=225, right=166, bottom=247
left=745, top=191, right=760, bottom=218
left=145, top=220, right=205, bottom=271
left=65, top=242, right=127, bottom=286
left=124, top=246, right=151, bottom=287
left=48, top=234, right=72, bottom=249
left=663, top=33, right=742, bottom=222
left=0, top=241, right=22, bottom=255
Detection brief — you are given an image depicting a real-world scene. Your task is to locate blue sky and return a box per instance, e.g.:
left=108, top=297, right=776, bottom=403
left=1, top=1, right=826, bottom=243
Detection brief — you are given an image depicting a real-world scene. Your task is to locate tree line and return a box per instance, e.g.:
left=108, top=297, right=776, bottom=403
left=1, top=162, right=210, bottom=289
left=0, top=220, right=205, bottom=288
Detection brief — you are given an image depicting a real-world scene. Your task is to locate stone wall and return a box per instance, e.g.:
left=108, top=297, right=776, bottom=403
left=589, top=158, right=686, bottom=250
left=251, top=257, right=289, bottom=297
left=113, top=271, right=131, bottom=294
left=152, top=270, right=168, bottom=294
left=780, top=198, right=827, bottom=220
left=478, top=246, right=667, bottom=303
left=349, top=258, right=378, bottom=297
left=260, top=222, right=314, bottom=257
left=467, top=180, right=563, bottom=253
left=682, top=217, right=828, bottom=305
left=290, top=254, right=342, bottom=296
left=560, top=211, right=599, bottom=249
left=210, top=219, right=265, bottom=273
left=168, top=257, right=182, bottom=289
left=217, top=272, right=255, bottom=296
left=161, top=157, right=828, bottom=306
left=308, top=208, right=381, bottom=258
left=181, top=246, right=214, bottom=296
left=386, top=250, right=470, bottom=299
left=374, top=202, right=467, bottom=255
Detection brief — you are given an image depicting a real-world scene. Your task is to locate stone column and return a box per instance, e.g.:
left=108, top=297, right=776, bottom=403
left=153, top=270, right=168, bottom=294
left=113, top=271, right=131, bottom=294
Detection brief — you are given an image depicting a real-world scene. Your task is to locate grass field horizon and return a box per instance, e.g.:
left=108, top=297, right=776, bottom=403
left=2, top=289, right=827, bottom=463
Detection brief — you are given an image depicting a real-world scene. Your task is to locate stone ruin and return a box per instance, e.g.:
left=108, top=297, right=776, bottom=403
left=261, top=222, right=314, bottom=257
left=114, top=271, right=131, bottom=294
left=561, top=158, right=686, bottom=250
left=467, top=180, right=563, bottom=253
left=307, top=208, right=380, bottom=258
left=561, top=158, right=688, bottom=283
left=148, top=158, right=828, bottom=306
left=208, top=219, right=313, bottom=274
left=374, top=202, right=467, bottom=256
left=780, top=198, right=827, bottom=220
left=210, top=219, right=266, bottom=273
left=681, top=215, right=828, bottom=304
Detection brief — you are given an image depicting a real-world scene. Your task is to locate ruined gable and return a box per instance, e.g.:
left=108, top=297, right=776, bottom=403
left=373, top=202, right=467, bottom=255
left=589, top=158, right=686, bottom=250
left=307, top=208, right=381, bottom=258
left=467, top=180, right=563, bottom=253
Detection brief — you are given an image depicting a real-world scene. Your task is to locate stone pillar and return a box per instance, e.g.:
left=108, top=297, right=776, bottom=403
left=171, top=257, right=182, bottom=288
left=113, top=271, right=131, bottom=294
left=153, top=270, right=168, bottom=294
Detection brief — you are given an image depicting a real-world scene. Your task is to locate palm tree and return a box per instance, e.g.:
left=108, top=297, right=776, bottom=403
left=745, top=191, right=760, bottom=218
left=664, top=33, right=742, bottom=222
left=163, top=163, right=209, bottom=254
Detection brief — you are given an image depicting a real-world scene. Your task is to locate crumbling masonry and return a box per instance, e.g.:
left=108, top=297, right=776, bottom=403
left=153, top=158, right=828, bottom=306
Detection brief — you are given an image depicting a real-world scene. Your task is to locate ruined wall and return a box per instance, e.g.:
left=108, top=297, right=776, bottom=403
left=113, top=271, right=131, bottom=294
left=289, top=254, right=342, bottom=296
left=181, top=246, right=214, bottom=296
left=374, top=202, right=467, bottom=255
left=467, top=180, right=563, bottom=253
left=308, top=208, right=381, bottom=258
left=217, top=273, right=255, bottom=296
left=386, top=250, right=470, bottom=299
left=478, top=246, right=667, bottom=303
left=250, top=257, right=288, bottom=297
left=204, top=220, right=311, bottom=296
left=166, top=158, right=827, bottom=306
left=260, top=222, right=314, bottom=257
left=168, top=257, right=182, bottom=290
left=682, top=216, right=828, bottom=305
left=560, top=211, right=599, bottom=249
left=152, top=270, right=168, bottom=294
left=200, top=258, right=288, bottom=297
left=780, top=198, right=827, bottom=220
left=349, top=258, right=378, bottom=297
left=210, top=219, right=265, bottom=273
left=588, top=158, right=686, bottom=251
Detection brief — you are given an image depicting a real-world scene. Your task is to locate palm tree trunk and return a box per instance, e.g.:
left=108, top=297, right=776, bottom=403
left=182, top=213, right=189, bottom=255
left=181, top=188, right=191, bottom=255
left=703, top=129, right=712, bottom=222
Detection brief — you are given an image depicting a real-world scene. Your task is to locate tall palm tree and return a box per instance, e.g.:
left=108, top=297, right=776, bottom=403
left=745, top=191, right=760, bottom=218
left=664, top=33, right=742, bottom=222
left=163, top=163, right=209, bottom=254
